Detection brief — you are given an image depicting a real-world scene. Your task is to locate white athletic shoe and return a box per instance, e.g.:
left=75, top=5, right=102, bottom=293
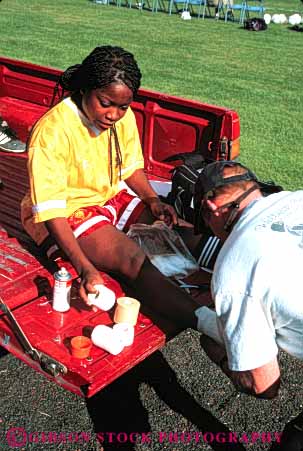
left=0, top=118, right=26, bottom=153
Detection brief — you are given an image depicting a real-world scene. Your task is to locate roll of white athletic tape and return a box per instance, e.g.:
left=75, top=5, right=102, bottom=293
left=113, top=323, right=135, bottom=346
left=113, top=297, right=140, bottom=326
left=91, top=325, right=124, bottom=355
left=88, top=285, right=116, bottom=311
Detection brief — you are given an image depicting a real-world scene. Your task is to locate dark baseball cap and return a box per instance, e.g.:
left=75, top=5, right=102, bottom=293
left=193, top=161, right=259, bottom=235
left=193, top=160, right=283, bottom=234
left=195, top=160, right=258, bottom=199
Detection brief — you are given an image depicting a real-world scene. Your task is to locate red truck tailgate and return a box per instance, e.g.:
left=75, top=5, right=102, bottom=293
left=0, top=233, right=166, bottom=397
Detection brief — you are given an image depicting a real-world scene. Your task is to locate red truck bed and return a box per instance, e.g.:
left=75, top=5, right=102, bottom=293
left=0, top=56, right=240, bottom=397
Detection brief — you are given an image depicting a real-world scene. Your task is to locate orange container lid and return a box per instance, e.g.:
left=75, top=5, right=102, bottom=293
left=70, top=336, right=92, bottom=359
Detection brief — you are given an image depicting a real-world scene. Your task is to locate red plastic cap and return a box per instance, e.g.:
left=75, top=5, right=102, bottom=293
left=70, top=336, right=92, bottom=359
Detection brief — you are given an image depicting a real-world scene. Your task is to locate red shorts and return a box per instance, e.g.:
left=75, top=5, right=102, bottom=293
left=43, top=190, right=145, bottom=258
left=68, top=190, right=145, bottom=237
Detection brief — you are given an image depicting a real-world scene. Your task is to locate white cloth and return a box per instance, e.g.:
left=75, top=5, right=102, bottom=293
left=211, top=191, right=303, bottom=371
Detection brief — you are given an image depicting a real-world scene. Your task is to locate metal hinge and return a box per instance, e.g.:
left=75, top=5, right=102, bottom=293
left=208, top=137, right=230, bottom=160
left=0, top=296, right=67, bottom=378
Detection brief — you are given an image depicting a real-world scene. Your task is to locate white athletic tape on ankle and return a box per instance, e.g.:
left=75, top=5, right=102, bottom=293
left=195, top=306, right=224, bottom=345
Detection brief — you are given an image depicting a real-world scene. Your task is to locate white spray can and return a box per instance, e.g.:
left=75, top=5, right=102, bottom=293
left=52, top=267, right=72, bottom=312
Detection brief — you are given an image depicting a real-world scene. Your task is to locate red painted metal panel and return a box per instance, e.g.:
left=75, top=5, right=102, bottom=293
left=0, top=239, right=50, bottom=309
left=0, top=290, right=166, bottom=397
left=0, top=154, right=31, bottom=243
left=0, top=96, right=48, bottom=142
left=0, top=230, right=167, bottom=397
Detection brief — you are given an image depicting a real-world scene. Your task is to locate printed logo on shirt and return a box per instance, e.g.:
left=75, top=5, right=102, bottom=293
left=256, top=205, right=303, bottom=249
left=281, top=215, right=303, bottom=249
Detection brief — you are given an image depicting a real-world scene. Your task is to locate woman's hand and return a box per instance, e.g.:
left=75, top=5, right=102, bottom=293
left=78, top=265, right=105, bottom=310
left=125, top=170, right=178, bottom=226
left=145, top=197, right=178, bottom=227
left=46, top=218, right=105, bottom=310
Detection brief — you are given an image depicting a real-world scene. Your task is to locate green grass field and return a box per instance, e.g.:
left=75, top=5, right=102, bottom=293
left=0, top=0, right=302, bottom=189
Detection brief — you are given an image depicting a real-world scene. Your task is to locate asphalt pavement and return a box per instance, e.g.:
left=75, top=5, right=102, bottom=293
left=0, top=329, right=302, bottom=451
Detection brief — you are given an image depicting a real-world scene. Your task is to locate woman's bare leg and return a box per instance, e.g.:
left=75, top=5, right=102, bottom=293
left=78, top=224, right=199, bottom=329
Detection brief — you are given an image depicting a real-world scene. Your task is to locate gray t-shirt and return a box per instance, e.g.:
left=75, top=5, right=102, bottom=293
left=212, top=191, right=303, bottom=371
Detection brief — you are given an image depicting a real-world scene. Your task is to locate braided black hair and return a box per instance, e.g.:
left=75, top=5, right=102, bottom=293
left=51, top=45, right=142, bottom=105
left=51, top=46, right=142, bottom=186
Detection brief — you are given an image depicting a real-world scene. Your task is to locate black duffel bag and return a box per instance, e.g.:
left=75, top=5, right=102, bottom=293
left=244, top=17, right=267, bottom=31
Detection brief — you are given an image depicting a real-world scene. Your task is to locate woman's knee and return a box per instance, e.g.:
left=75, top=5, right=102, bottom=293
left=119, top=249, right=146, bottom=280
left=78, top=226, right=146, bottom=277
